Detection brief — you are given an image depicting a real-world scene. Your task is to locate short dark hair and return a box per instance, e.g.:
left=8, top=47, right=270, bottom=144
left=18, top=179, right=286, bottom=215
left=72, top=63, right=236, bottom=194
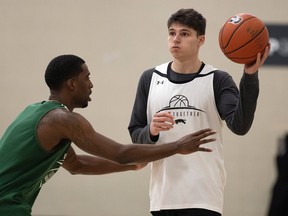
left=167, top=8, right=206, bottom=36
left=45, top=55, right=85, bottom=90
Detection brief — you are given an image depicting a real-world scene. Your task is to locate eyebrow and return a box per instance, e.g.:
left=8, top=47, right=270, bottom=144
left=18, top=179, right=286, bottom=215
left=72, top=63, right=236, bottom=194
left=168, top=28, right=191, bottom=33
left=168, top=28, right=190, bottom=32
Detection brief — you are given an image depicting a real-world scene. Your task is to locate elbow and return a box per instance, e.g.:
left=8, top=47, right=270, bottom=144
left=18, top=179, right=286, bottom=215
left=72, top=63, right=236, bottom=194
left=62, top=158, right=83, bottom=175
left=231, top=126, right=251, bottom=136
left=64, top=167, right=80, bottom=175
left=64, top=164, right=82, bottom=175
left=68, top=171, right=78, bottom=175
left=114, top=156, right=133, bottom=165
left=234, top=130, right=248, bottom=136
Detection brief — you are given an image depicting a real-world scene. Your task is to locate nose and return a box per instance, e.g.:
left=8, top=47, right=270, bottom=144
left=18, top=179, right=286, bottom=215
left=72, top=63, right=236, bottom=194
left=90, top=80, right=94, bottom=89
left=173, top=34, right=180, bottom=43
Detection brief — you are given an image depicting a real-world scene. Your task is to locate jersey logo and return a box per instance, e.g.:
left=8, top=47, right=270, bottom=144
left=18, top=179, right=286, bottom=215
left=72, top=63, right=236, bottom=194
left=175, top=119, right=186, bottom=124
left=157, top=80, right=164, bottom=85
left=39, top=156, right=66, bottom=188
left=158, top=95, right=205, bottom=124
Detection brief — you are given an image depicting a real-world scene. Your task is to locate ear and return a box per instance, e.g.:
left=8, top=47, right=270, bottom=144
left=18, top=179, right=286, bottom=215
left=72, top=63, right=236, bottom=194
left=198, top=35, right=205, bottom=46
left=66, top=79, right=76, bottom=91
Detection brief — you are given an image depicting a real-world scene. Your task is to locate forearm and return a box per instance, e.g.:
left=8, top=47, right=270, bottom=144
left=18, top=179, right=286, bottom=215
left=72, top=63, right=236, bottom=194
left=67, top=127, right=214, bottom=167
left=65, top=155, right=139, bottom=175
left=81, top=134, right=179, bottom=164
left=116, top=142, right=178, bottom=164
left=239, top=72, right=259, bottom=125
left=119, top=128, right=215, bottom=163
left=226, top=72, right=259, bottom=135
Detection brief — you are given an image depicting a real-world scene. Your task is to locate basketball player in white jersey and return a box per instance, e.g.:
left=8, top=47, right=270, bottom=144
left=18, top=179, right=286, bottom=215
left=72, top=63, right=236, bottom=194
left=128, top=8, right=270, bottom=216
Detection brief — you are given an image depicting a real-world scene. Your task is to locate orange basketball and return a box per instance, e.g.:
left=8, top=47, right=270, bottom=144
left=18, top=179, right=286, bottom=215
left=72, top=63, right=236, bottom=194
left=219, top=13, right=269, bottom=64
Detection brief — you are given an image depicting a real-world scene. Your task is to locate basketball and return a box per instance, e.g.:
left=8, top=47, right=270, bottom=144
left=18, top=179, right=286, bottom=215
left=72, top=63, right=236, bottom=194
left=218, top=13, right=269, bottom=64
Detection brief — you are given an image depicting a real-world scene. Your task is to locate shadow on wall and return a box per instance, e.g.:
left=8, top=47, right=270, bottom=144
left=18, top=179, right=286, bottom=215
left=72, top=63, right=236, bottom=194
left=267, top=133, right=288, bottom=216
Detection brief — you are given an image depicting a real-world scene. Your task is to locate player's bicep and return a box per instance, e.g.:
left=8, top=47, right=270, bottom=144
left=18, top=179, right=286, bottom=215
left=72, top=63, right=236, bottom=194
left=37, top=108, right=73, bottom=151
left=58, top=111, right=122, bottom=160
left=57, top=111, right=96, bottom=146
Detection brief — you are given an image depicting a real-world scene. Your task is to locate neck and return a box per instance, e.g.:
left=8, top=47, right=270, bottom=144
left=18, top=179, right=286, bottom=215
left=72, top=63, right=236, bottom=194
left=171, top=59, right=202, bottom=74
left=49, top=95, right=61, bottom=102
left=48, top=95, right=73, bottom=111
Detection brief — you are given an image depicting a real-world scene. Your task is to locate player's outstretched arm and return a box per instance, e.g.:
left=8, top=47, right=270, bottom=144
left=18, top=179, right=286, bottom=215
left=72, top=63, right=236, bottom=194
left=62, top=147, right=147, bottom=175
left=38, top=109, right=216, bottom=165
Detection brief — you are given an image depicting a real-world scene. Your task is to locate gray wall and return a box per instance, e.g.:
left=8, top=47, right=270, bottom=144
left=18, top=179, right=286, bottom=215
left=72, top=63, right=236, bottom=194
left=1, top=0, right=287, bottom=215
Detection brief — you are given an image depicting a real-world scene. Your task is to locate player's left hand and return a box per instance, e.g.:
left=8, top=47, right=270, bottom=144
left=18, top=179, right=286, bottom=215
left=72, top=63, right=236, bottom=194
left=244, top=44, right=270, bottom=74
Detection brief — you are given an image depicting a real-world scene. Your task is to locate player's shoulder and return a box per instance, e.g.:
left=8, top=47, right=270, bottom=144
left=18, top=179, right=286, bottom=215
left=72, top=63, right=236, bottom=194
left=142, top=67, right=155, bottom=76
left=48, top=107, right=70, bottom=117
left=212, top=69, right=236, bottom=89
left=141, top=62, right=170, bottom=78
left=202, top=63, right=231, bottom=80
left=41, top=107, right=77, bottom=126
left=139, top=67, right=157, bottom=83
left=213, top=69, right=231, bottom=78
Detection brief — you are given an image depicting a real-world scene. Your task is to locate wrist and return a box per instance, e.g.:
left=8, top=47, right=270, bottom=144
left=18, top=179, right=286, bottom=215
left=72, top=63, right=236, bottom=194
left=150, top=133, right=159, bottom=142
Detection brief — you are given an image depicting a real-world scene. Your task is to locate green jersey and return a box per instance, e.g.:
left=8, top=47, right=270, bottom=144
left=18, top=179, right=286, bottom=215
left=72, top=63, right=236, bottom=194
left=0, top=101, right=71, bottom=215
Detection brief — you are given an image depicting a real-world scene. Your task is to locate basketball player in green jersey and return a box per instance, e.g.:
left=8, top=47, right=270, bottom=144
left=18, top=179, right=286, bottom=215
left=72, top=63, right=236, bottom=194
left=128, top=8, right=270, bottom=216
left=0, top=54, right=216, bottom=216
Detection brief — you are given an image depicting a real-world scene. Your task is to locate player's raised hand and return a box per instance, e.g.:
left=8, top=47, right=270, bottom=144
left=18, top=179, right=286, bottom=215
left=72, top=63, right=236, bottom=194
left=244, top=44, right=270, bottom=74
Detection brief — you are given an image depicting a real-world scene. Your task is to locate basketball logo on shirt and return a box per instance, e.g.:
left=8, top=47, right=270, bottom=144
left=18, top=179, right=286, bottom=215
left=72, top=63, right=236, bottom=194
left=158, top=95, right=204, bottom=124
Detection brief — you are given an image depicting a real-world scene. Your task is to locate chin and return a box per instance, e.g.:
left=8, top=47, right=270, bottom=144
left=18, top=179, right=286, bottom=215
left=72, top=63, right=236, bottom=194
left=82, top=103, right=88, bottom=108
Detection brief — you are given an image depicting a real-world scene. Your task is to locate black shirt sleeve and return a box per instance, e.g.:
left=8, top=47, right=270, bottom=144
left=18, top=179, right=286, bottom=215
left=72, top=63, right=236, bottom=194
left=214, top=70, right=259, bottom=135
left=128, top=68, right=158, bottom=144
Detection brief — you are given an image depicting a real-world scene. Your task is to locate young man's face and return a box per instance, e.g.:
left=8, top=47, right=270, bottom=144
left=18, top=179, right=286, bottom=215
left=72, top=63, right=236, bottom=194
left=71, top=63, right=93, bottom=108
left=168, top=23, right=205, bottom=61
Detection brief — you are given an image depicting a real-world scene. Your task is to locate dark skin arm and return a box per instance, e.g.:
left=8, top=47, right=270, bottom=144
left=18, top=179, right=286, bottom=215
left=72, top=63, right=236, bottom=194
left=37, top=108, right=216, bottom=175
left=63, top=147, right=146, bottom=175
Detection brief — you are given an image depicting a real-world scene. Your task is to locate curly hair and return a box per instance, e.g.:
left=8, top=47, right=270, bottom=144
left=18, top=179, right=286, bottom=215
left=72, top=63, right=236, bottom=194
left=45, top=55, right=85, bottom=90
